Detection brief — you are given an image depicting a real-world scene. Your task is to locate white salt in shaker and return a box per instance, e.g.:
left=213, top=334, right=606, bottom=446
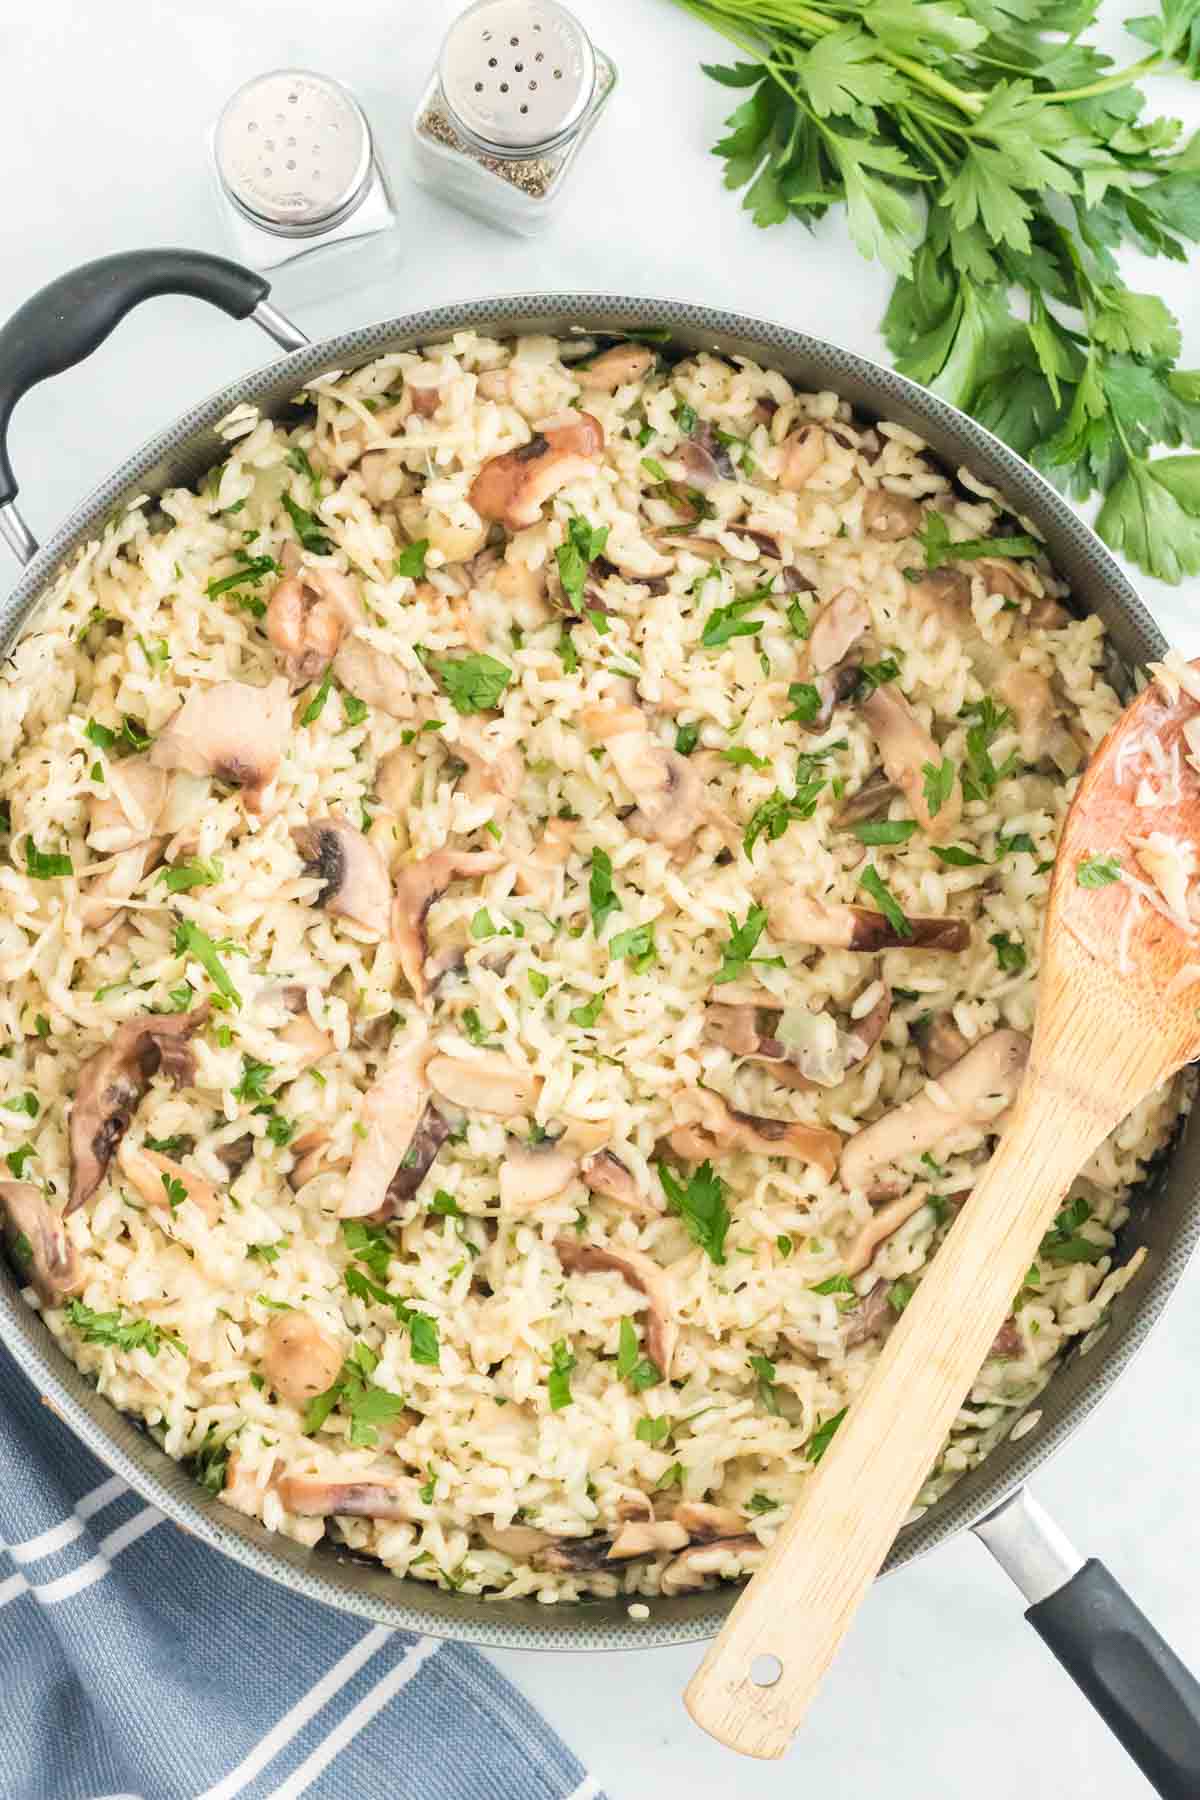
left=410, top=0, right=617, bottom=235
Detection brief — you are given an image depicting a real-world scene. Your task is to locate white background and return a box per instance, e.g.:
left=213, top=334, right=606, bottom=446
left=4, top=2, right=1200, bottom=1795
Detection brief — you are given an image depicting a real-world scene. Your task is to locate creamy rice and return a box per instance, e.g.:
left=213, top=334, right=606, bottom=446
left=0, top=329, right=1184, bottom=1603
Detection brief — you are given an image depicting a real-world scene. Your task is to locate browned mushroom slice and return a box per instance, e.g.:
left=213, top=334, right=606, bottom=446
left=391, top=849, right=503, bottom=1004
left=332, top=636, right=414, bottom=720
left=262, top=1313, right=344, bottom=1406
left=577, top=344, right=656, bottom=391
left=554, top=1236, right=677, bottom=1379
left=287, top=1128, right=338, bottom=1193
left=729, top=987, right=891, bottom=1091
left=1026, top=596, right=1070, bottom=630
left=995, top=663, right=1084, bottom=776
left=215, top=1134, right=254, bottom=1178
left=0, top=1182, right=82, bottom=1306
left=668, top=1088, right=841, bottom=1177
left=469, top=413, right=605, bottom=530
left=150, top=677, right=291, bottom=813
left=608, top=1518, right=690, bottom=1558
left=808, top=588, right=869, bottom=676
left=767, top=889, right=970, bottom=953
left=679, top=422, right=736, bottom=488
left=842, top=1278, right=898, bottom=1345
left=661, top=1536, right=766, bottom=1594
left=673, top=1501, right=746, bottom=1542
left=379, top=1104, right=450, bottom=1220
left=86, top=755, right=168, bottom=853
left=294, top=817, right=392, bottom=939
left=861, top=685, right=962, bottom=840
left=834, top=770, right=900, bottom=827
left=427, top=1052, right=542, bottom=1118
left=407, top=378, right=442, bottom=418
left=905, top=567, right=973, bottom=632
left=267, top=563, right=362, bottom=689
left=839, top=1029, right=1030, bottom=1191
left=340, top=1020, right=438, bottom=1218
left=67, top=1006, right=210, bottom=1214
left=913, top=1012, right=971, bottom=1078
left=499, top=1137, right=578, bottom=1212
left=277, top=1472, right=419, bottom=1520
left=582, top=704, right=732, bottom=855
left=581, top=1150, right=658, bottom=1214
left=862, top=489, right=923, bottom=541
left=532, top=1536, right=621, bottom=1572
left=478, top=1519, right=556, bottom=1556
left=777, top=425, right=826, bottom=492
left=990, top=1317, right=1024, bottom=1358
left=116, top=1138, right=221, bottom=1226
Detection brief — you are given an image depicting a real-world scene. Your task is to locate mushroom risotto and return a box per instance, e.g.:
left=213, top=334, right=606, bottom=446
left=0, top=331, right=1187, bottom=1603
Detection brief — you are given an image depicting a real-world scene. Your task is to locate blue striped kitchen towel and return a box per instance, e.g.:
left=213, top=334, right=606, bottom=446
left=0, top=1344, right=607, bottom=1800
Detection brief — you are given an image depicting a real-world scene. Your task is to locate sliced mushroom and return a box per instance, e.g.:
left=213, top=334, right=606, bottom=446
left=582, top=703, right=730, bottom=855
left=843, top=1278, right=899, bottom=1343
left=469, top=413, right=605, bottom=530
left=834, top=770, right=900, bottom=827
left=673, top=1501, right=747, bottom=1542
left=150, top=678, right=290, bottom=813
left=995, top=664, right=1084, bottom=777
left=407, top=378, right=442, bottom=418
left=67, top=1006, right=210, bottom=1213
left=577, top=344, right=655, bottom=391
left=262, top=1313, right=344, bottom=1407
left=267, top=563, right=362, bottom=689
left=0, top=1182, right=82, bottom=1306
left=532, top=1536, right=622, bottom=1572
left=86, top=755, right=168, bottom=853
left=277, top=1472, right=419, bottom=1520
left=554, top=1237, right=676, bottom=1379
left=839, top=1029, right=1030, bottom=1191
left=990, top=1317, right=1023, bottom=1358
left=1027, top=596, right=1070, bottom=630
left=514, top=816, right=576, bottom=909
left=215, top=1134, right=254, bottom=1178
left=332, top=636, right=414, bottom=720
left=391, top=849, right=503, bottom=1004
left=116, top=1138, right=221, bottom=1226
left=667, top=1088, right=841, bottom=1177
left=340, top=1019, right=439, bottom=1218
left=478, top=1519, right=556, bottom=1556
left=294, top=817, right=392, bottom=938
left=712, top=988, right=891, bottom=1091
left=280, top=1013, right=334, bottom=1074
left=427, top=1052, right=542, bottom=1118
left=661, top=1536, right=765, bottom=1594
left=608, top=1518, right=690, bottom=1558
left=287, top=1128, right=336, bottom=1192
left=449, top=718, right=525, bottom=819
left=808, top=588, right=869, bottom=676
left=777, top=425, right=826, bottom=492
left=380, top=1104, right=450, bottom=1219
left=905, top=567, right=972, bottom=633
left=581, top=1150, right=658, bottom=1214
left=499, top=1137, right=578, bottom=1212
left=862, top=489, right=923, bottom=541
left=861, top=685, right=962, bottom=840
left=767, top=889, right=970, bottom=953
left=679, top=422, right=735, bottom=489
left=843, top=1188, right=944, bottom=1277
left=914, top=1012, right=971, bottom=1078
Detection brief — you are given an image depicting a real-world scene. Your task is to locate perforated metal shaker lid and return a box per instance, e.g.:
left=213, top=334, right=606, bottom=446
left=438, top=0, right=596, bottom=156
left=215, top=70, right=374, bottom=236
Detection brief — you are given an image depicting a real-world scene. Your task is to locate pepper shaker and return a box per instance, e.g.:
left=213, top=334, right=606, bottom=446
left=210, top=70, right=397, bottom=289
left=410, top=0, right=617, bottom=235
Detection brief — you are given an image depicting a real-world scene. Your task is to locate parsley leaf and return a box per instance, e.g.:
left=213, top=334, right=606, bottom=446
left=989, top=929, right=1027, bottom=972
left=24, top=840, right=73, bottom=880
left=749, top=1354, right=781, bottom=1415
left=713, top=905, right=785, bottom=985
left=1077, top=852, right=1122, bottom=887
left=65, top=1298, right=185, bottom=1358
left=555, top=513, right=610, bottom=607
left=173, top=919, right=242, bottom=1008
left=395, top=539, right=429, bottom=579
left=609, top=923, right=657, bottom=972
left=548, top=1337, right=576, bottom=1410
left=281, top=492, right=332, bottom=556
left=430, top=653, right=513, bottom=715
left=743, top=777, right=824, bottom=858
left=616, top=1317, right=662, bottom=1392
left=657, top=1159, right=731, bottom=1264
left=922, top=757, right=956, bottom=818
left=702, top=595, right=764, bottom=648
left=918, top=512, right=1039, bottom=571
left=805, top=1407, right=847, bottom=1465
left=851, top=818, right=917, bottom=845
left=158, top=857, right=223, bottom=894
left=858, top=864, right=911, bottom=937
left=588, top=846, right=620, bottom=935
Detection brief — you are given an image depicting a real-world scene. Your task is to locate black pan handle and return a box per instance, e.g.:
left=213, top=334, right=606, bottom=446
left=0, top=248, right=308, bottom=560
left=976, top=1489, right=1200, bottom=1798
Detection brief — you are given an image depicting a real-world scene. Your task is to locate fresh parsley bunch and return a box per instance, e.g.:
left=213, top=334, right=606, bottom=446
left=669, top=0, right=1200, bottom=580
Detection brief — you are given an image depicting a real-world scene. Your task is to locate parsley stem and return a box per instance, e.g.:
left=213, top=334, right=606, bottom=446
left=1046, top=54, right=1163, bottom=104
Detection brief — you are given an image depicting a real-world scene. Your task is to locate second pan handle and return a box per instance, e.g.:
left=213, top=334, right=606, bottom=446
left=0, top=248, right=308, bottom=563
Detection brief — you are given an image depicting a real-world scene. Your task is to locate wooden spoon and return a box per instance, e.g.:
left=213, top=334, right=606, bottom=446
left=686, top=659, right=1200, bottom=1759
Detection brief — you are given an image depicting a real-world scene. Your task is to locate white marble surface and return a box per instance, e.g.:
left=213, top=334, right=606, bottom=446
left=4, top=2, right=1200, bottom=1794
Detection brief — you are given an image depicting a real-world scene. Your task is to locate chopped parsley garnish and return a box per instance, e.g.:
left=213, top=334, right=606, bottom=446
left=743, top=777, right=823, bottom=858
left=173, top=919, right=243, bottom=1008
left=961, top=697, right=1018, bottom=802
left=642, top=456, right=669, bottom=483
left=341, top=693, right=369, bottom=727
left=287, top=445, right=320, bottom=493
left=588, top=846, right=620, bottom=935
left=144, top=1134, right=187, bottom=1157
left=775, top=1234, right=793, bottom=1259
left=675, top=399, right=698, bottom=435
left=557, top=630, right=579, bottom=674
left=302, top=1341, right=408, bottom=1444
left=713, top=905, right=785, bottom=986
left=427, top=1190, right=463, bottom=1219
left=84, top=719, right=117, bottom=750
left=394, top=538, right=429, bottom=579
left=548, top=1337, right=576, bottom=1410
left=344, top=1267, right=441, bottom=1365
left=232, top=1057, right=273, bottom=1104
left=858, top=865, right=911, bottom=937
left=635, top=1415, right=671, bottom=1446
left=889, top=1279, right=915, bottom=1314
left=265, top=1114, right=295, bottom=1149
left=655, top=1462, right=683, bottom=1490
left=701, top=595, right=764, bottom=649
left=281, top=492, right=332, bottom=556
left=616, top=1317, right=662, bottom=1392
left=783, top=681, right=821, bottom=724
left=811, top=1274, right=856, bottom=1298
left=918, top=513, right=1039, bottom=573
left=855, top=657, right=902, bottom=694
left=749, top=1354, right=781, bottom=1415
left=569, top=993, right=605, bottom=1029
left=137, top=635, right=170, bottom=670
left=996, top=832, right=1037, bottom=860
left=65, top=1298, right=185, bottom=1358
left=851, top=819, right=917, bottom=845
left=921, top=1153, right=947, bottom=1178
left=247, top=1241, right=284, bottom=1264
left=430, top=653, right=513, bottom=715
left=722, top=745, right=770, bottom=770
left=300, top=666, right=335, bottom=725
left=205, top=554, right=279, bottom=599
left=161, top=1172, right=188, bottom=1210
left=342, top=1218, right=394, bottom=1281
left=556, top=513, right=610, bottom=608
left=3, top=1093, right=39, bottom=1118
left=922, top=757, right=956, bottom=817
left=461, top=1008, right=491, bottom=1046
left=806, top=1407, right=847, bottom=1465
left=786, top=599, right=811, bottom=638
left=932, top=845, right=986, bottom=867
left=157, top=857, right=223, bottom=894
left=989, top=930, right=1027, bottom=974
left=1077, top=852, right=1122, bottom=888
left=528, top=970, right=550, bottom=999
left=658, top=1159, right=730, bottom=1264
left=1040, top=1196, right=1107, bottom=1265
left=24, top=840, right=73, bottom=880
left=5, top=1145, right=36, bottom=1178
left=747, top=1493, right=779, bottom=1515
left=609, top=924, right=657, bottom=971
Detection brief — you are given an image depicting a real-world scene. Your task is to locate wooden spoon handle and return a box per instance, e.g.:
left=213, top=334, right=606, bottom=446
left=684, top=1078, right=1111, bottom=1760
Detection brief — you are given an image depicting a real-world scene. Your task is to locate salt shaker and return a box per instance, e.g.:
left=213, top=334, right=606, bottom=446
left=410, top=0, right=617, bottom=235
left=210, top=70, right=397, bottom=286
